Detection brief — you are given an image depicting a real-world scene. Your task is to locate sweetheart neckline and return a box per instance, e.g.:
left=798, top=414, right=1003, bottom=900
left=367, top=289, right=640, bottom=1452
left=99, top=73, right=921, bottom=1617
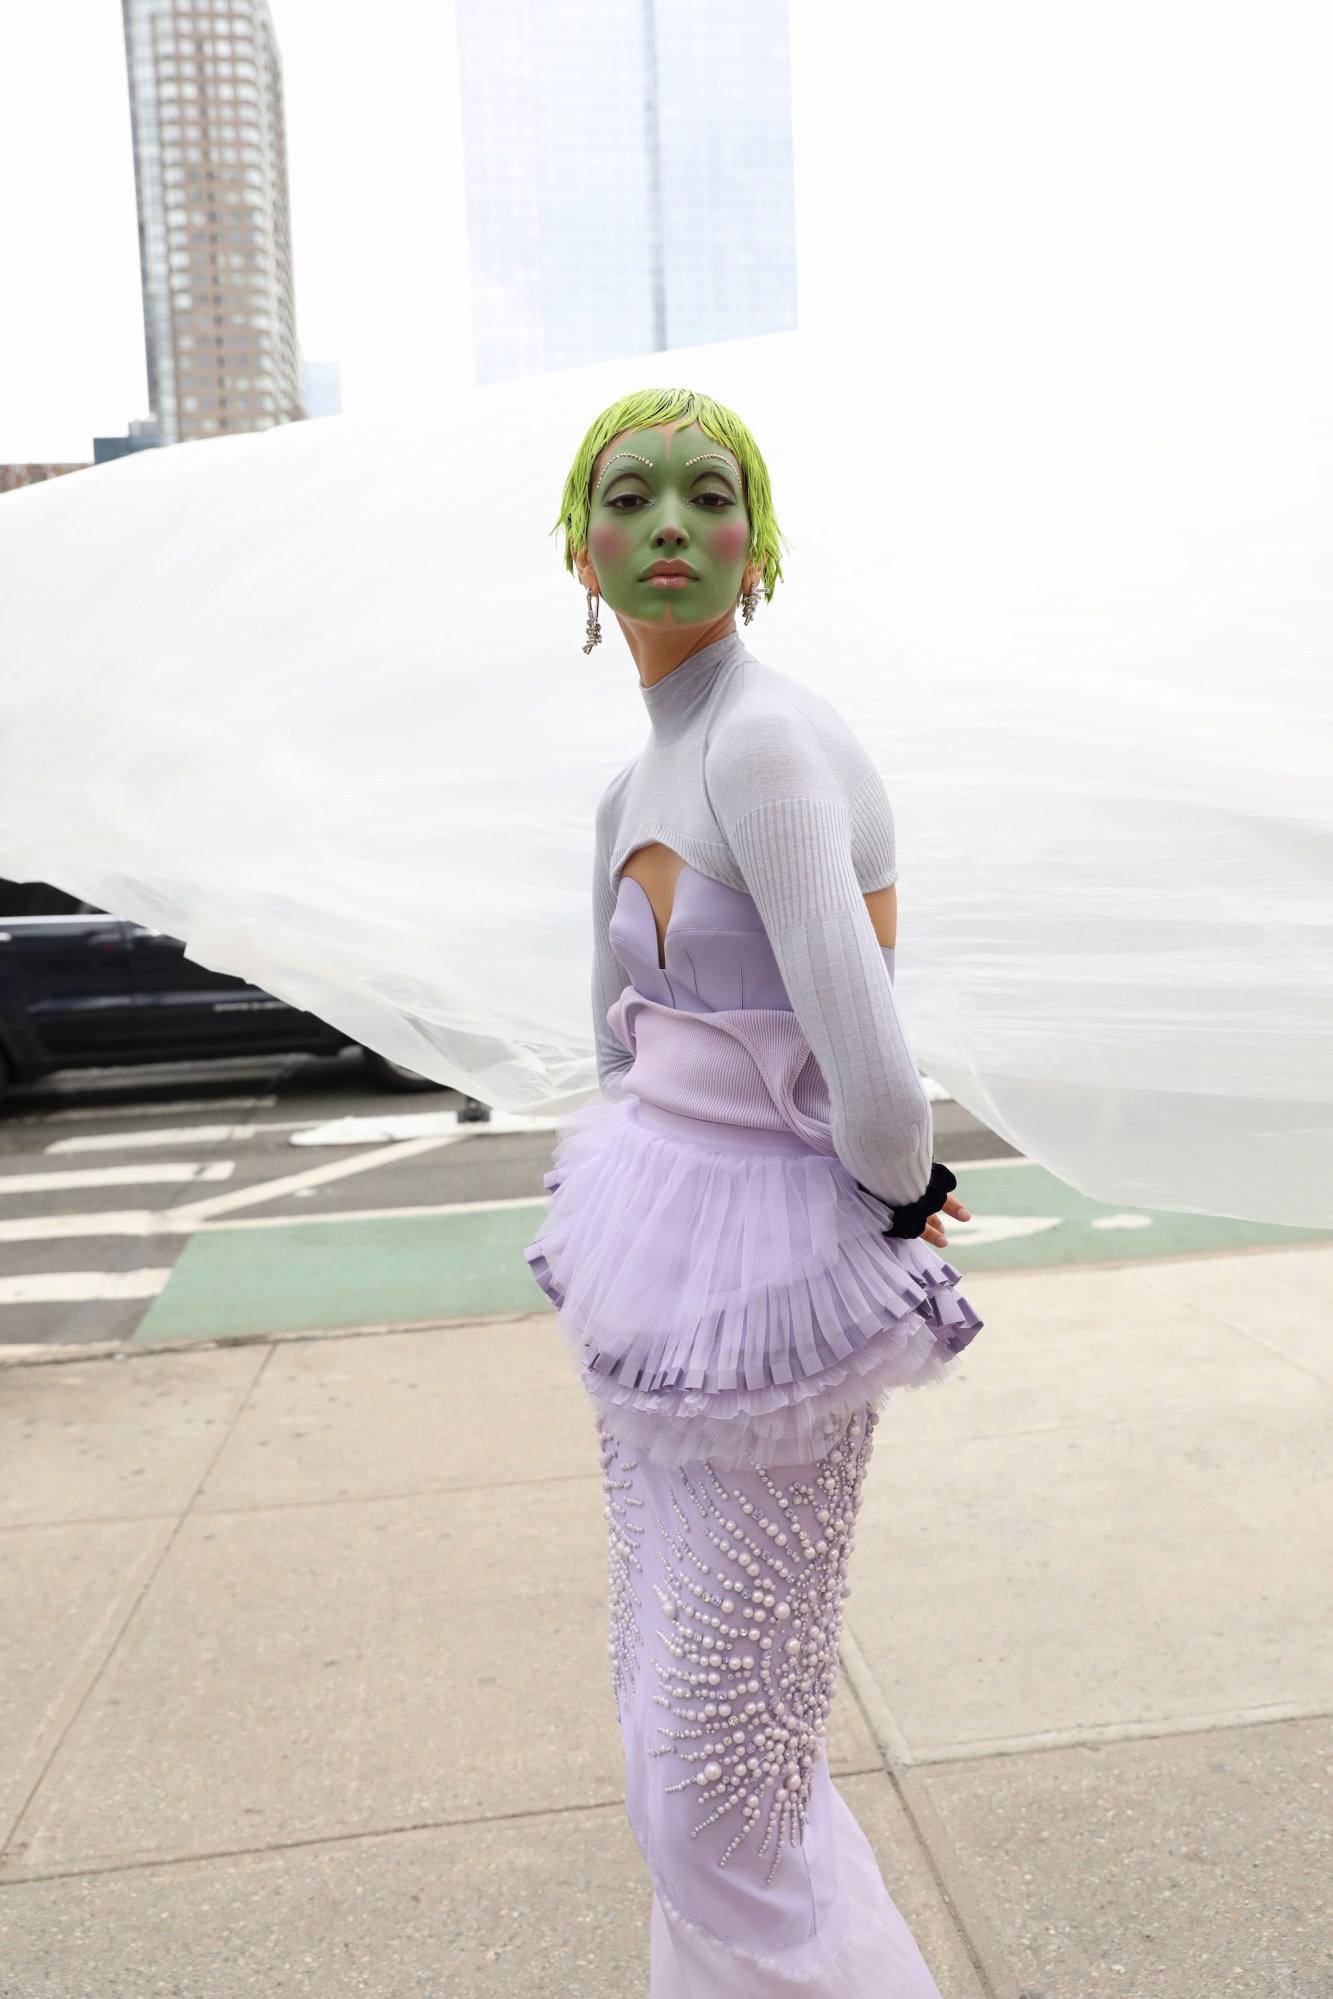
left=616, top=862, right=707, bottom=972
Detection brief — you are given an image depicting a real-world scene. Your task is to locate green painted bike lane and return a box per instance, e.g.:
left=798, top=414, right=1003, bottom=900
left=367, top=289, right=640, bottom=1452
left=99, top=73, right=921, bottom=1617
left=133, top=1161, right=1332, bottom=1345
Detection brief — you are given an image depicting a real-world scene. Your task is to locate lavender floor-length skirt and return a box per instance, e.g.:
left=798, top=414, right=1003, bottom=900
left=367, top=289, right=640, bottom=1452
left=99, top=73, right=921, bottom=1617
left=527, top=1094, right=981, bottom=1993
left=599, top=1408, right=944, bottom=1995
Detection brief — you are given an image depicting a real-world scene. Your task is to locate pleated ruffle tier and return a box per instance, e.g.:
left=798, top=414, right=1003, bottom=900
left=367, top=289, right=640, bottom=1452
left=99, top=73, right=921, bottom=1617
left=525, top=1094, right=983, bottom=1468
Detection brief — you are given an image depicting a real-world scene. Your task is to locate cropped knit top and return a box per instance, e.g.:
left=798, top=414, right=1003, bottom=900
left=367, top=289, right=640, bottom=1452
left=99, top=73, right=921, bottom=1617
left=591, top=629, right=934, bottom=1209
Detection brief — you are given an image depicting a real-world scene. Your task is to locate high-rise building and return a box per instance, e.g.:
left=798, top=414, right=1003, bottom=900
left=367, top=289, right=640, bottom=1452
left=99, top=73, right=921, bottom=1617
left=121, top=0, right=304, bottom=445
left=454, top=0, right=799, bottom=386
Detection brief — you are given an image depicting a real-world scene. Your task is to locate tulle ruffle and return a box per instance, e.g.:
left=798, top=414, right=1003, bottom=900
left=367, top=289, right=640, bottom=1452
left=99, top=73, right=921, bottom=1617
left=524, top=1095, right=983, bottom=1468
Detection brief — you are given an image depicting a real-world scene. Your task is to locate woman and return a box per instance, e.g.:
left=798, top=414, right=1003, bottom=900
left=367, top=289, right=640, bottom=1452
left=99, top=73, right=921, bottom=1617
left=525, top=386, right=984, bottom=1995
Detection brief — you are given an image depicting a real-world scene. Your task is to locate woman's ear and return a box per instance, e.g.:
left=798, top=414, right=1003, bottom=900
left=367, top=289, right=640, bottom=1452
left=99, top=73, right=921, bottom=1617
left=740, top=556, right=760, bottom=596
left=574, top=545, right=599, bottom=594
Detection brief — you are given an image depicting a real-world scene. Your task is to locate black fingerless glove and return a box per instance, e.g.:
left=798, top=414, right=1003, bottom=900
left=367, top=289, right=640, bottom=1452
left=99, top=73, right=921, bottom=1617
left=857, top=1160, right=957, bottom=1239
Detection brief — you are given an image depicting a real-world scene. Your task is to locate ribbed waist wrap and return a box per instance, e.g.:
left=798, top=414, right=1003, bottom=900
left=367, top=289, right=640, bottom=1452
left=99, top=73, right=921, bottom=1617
left=606, top=986, right=837, bottom=1155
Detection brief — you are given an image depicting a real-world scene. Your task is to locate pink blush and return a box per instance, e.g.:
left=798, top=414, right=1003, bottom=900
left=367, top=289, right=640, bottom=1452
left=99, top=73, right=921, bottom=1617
left=710, top=519, right=749, bottom=563
left=590, top=521, right=629, bottom=562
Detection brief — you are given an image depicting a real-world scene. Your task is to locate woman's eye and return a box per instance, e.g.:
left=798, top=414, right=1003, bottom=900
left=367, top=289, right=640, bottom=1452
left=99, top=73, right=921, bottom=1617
left=606, top=493, right=649, bottom=510
left=692, top=491, right=735, bottom=510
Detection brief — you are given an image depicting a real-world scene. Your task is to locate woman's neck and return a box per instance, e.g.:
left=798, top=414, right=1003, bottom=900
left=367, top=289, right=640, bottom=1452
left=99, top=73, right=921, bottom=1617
left=615, top=606, right=741, bottom=688
left=636, top=630, right=745, bottom=743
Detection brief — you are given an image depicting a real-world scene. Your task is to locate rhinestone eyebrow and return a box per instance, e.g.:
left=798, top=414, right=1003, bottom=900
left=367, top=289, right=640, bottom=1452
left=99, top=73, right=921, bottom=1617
left=596, top=451, right=655, bottom=493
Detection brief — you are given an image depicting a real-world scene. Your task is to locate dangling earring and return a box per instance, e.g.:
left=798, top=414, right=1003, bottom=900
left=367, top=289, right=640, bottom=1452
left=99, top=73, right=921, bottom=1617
left=582, top=589, right=602, bottom=653
left=740, top=578, right=765, bottom=626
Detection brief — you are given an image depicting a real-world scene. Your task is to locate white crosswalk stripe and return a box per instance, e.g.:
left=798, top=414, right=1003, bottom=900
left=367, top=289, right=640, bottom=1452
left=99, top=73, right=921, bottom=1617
left=14, top=1094, right=278, bottom=1126
left=0, top=1161, right=236, bottom=1194
left=944, top=1214, right=1063, bottom=1247
left=0, top=1270, right=171, bottom=1304
left=0, top=1211, right=169, bottom=1243
left=0, top=1194, right=553, bottom=1244
left=46, top=1122, right=316, bottom=1153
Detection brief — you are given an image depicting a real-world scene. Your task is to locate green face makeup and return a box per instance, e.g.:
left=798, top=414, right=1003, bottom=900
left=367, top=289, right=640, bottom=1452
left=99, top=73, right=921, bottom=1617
left=585, top=421, right=751, bottom=626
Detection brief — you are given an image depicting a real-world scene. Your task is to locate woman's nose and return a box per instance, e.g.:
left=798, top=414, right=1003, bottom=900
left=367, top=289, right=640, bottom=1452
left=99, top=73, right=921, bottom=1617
left=652, top=518, right=687, bottom=546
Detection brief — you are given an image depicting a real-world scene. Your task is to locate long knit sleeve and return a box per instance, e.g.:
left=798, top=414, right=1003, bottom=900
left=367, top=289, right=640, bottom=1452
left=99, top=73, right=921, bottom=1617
left=706, top=702, right=934, bottom=1208
left=592, top=779, right=636, bottom=1100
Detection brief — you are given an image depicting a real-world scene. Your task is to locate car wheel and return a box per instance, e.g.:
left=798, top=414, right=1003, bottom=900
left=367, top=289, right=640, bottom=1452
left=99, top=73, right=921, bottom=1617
left=360, top=1048, right=450, bottom=1093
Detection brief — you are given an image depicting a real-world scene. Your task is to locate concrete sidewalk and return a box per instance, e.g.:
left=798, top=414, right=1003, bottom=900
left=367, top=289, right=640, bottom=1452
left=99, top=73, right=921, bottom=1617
left=0, top=1243, right=1330, bottom=1998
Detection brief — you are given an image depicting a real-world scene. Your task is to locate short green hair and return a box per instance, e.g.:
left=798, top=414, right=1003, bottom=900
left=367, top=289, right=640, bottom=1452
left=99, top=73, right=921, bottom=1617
left=553, top=386, right=787, bottom=601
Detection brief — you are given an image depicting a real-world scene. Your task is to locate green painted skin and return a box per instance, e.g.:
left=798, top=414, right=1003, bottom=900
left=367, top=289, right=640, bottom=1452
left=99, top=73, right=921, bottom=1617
left=587, top=421, right=752, bottom=627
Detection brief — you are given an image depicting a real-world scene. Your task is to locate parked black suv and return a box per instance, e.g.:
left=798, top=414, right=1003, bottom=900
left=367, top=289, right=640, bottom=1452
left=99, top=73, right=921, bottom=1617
left=0, top=879, right=446, bottom=1101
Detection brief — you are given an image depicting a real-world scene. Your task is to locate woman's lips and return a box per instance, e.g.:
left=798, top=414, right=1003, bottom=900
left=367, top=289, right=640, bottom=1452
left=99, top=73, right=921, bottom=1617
left=646, top=575, right=694, bottom=588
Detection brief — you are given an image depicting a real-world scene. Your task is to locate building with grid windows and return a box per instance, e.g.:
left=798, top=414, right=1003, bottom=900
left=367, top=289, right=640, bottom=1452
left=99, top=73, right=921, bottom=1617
left=121, top=0, right=304, bottom=445
left=454, top=0, right=798, bottom=385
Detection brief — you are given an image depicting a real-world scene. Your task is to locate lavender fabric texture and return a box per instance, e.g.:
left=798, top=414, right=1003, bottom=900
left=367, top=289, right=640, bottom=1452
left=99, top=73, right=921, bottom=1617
left=524, top=636, right=980, bottom=1987
left=589, top=630, right=935, bottom=1210
left=599, top=1408, right=945, bottom=1995
left=525, top=853, right=982, bottom=1470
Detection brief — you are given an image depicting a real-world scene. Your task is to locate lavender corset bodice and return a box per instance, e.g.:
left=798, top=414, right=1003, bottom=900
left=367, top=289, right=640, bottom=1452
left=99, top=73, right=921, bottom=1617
left=605, top=864, right=897, bottom=1150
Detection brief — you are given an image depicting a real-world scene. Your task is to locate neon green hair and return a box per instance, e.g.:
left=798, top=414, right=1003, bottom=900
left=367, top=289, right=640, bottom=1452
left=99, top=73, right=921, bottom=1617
left=553, top=386, right=787, bottom=601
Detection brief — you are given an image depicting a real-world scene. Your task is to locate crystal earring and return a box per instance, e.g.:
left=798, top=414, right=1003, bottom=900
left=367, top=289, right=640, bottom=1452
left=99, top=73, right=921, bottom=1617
left=740, top=578, right=765, bottom=625
left=582, top=589, right=602, bottom=653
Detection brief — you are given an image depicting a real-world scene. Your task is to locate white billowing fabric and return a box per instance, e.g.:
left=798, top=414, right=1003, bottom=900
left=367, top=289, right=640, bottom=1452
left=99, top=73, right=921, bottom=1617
left=0, top=1, right=1331, bottom=1227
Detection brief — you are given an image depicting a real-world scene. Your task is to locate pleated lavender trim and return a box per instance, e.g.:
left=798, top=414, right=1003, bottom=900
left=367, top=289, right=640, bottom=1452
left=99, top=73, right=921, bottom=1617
left=524, top=1096, right=984, bottom=1469
left=565, top=1309, right=961, bottom=1469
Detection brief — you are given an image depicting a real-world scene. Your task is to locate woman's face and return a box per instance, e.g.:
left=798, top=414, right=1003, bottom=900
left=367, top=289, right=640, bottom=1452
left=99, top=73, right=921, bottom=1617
left=579, top=419, right=755, bottom=627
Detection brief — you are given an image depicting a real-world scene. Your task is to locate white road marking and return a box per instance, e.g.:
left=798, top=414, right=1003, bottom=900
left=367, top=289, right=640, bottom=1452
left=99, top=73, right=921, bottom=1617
left=1091, top=1212, right=1155, bottom=1230
left=944, top=1214, right=1064, bottom=1247
left=0, top=1192, right=549, bottom=1242
left=290, top=1109, right=560, bottom=1146
left=166, top=1135, right=469, bottom=1225
left=203, top=1193, right=549, bottom=1230
left=19, top=1094, right=278, bottom=1125
left=0, top=1211, right=168, bottom=1242
left=46, top=1122, right=320, bottom=1153
left=0, top=1161, right=236, bottom=1195
left=0, top=1270, right=170, bottom=1304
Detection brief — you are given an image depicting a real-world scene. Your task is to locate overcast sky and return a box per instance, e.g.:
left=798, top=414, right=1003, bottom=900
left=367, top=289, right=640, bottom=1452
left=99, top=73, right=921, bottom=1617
left=4, top=1, right=1330, bottom=474
left=0, top=0, right=474, bottom=460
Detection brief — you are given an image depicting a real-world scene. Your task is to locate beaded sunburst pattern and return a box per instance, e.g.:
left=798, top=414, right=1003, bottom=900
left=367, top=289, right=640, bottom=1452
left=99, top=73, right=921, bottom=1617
left=599, top=1415, right=648, bottom=1714
left=596, top=1406, right=878, bottom=1885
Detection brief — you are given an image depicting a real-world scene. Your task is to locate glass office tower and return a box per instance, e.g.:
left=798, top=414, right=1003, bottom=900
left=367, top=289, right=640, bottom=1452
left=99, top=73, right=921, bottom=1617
left=455, top=0, right=798, bottom=384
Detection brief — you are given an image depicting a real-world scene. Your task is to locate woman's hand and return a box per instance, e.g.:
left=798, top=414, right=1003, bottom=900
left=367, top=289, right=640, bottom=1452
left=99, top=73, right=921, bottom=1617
left=922, top=1192, right=971, bottom=1249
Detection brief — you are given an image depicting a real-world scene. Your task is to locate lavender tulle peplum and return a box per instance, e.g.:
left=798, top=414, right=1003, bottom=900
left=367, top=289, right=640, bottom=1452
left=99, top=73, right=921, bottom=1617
left=525, top=864, right=983, bottom=1467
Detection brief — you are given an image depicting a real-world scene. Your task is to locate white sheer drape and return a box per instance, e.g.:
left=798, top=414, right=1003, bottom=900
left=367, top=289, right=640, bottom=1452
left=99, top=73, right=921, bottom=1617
left=1, top=2, right=1329, bottom=1224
